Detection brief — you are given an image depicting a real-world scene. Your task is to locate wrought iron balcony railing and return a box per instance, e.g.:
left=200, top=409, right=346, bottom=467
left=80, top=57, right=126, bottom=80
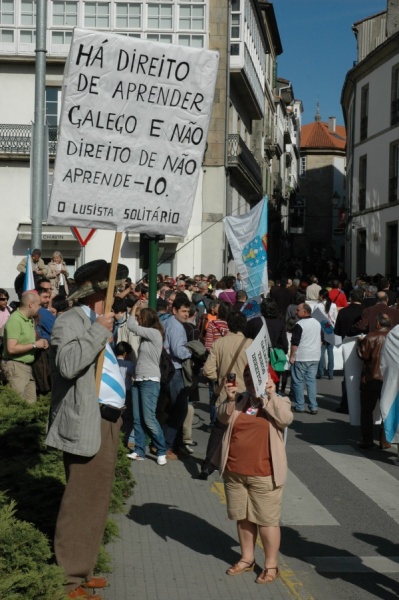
left=227, top=133, right=262, bottom=190
left=0, top=124, right=58, bottom=155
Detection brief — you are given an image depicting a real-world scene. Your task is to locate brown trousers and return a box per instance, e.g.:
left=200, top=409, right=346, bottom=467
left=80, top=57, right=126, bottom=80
left=54, top=417, right=121, bottom=593
left=2, top=360, right=36, bottom=403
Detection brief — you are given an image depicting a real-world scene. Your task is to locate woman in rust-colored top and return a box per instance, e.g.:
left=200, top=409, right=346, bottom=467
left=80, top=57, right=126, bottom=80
left=217, top=365, right=293, bottom=584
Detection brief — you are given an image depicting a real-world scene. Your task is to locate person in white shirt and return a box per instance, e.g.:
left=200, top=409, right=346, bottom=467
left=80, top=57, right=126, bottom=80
left=289, top=303, right=321, bottom=414
left=313, top=289, right=337, bottom=380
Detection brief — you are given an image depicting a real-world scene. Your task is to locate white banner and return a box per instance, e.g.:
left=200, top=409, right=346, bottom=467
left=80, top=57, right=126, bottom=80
left=245, top=320, right=269, bottom=397
left=48, top=29, right=219, bottom=236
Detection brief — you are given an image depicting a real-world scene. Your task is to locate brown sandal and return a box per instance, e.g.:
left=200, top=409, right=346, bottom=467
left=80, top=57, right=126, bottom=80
left=256, top=566, right=279, bottom=584
left=226, top=559, right=255, bottom=575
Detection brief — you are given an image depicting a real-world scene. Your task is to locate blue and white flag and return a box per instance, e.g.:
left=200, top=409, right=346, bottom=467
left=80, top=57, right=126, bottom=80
left=224, top=197, right=268, bottom=298
left=241, top=296, right=262, bottom=320
left=23, top=248, right=35, bottom=292
left=80, top=305, right=126, bottom=408
left=99, top=344, right=126, bottom=409
left=380, top=325, right=399, bottom=443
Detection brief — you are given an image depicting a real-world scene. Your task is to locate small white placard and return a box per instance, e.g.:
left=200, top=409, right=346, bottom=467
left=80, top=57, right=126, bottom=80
left=245, top=320, right=269, bottom=397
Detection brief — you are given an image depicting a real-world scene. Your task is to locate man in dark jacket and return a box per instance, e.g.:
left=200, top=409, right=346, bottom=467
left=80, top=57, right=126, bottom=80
left=245, top=298, right=288, bottom=352
left=270, top=278, right=292, bottom=319
left=334, top=288, right=364, bottom=339
left=357, top=313, right=392, bottom=449
left=353, top=292, right=399, bottom=334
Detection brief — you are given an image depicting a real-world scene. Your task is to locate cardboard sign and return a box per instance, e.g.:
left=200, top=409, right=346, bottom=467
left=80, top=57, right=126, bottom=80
left=48, top=29, right=219, bottom=236
left=245, top=320, right=269, bottom=397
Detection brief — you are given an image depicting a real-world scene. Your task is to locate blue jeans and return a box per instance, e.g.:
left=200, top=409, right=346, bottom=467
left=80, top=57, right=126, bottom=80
left=317, top=343, right=334, bottom=378
left=291, top=361, right=319, bottom=411
left=132, top=381, right=166, bottom=457
left=163, top=369, right=188, bottom=449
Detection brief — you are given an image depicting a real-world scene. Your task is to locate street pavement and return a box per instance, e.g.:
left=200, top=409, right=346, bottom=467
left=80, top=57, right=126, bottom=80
left=101, top=376, right=399, bottom=600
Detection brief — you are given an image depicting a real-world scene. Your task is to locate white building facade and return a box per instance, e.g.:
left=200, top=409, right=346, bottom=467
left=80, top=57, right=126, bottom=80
left=0, top=0, right=296, bottom=294
left=342, top=3, right=399, bottom=279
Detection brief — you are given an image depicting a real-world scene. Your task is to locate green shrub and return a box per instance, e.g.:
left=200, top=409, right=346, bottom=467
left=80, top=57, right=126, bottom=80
left=0, top=385, right=135, bottom=592
left=0, top=493, right=67, bottom=600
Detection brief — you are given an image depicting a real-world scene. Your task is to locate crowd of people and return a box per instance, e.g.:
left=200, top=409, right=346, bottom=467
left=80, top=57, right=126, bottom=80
left=1, top=250, right=399, bottom=597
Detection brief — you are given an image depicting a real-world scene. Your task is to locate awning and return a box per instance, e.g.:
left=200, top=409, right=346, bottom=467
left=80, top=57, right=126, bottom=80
left=18, top=223, right=77, bottom=241
left=17, top=224, right=185, bottom=245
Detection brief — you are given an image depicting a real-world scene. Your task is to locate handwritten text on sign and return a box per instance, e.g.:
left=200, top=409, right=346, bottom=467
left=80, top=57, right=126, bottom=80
left=47, top=29, right=219, bottom=236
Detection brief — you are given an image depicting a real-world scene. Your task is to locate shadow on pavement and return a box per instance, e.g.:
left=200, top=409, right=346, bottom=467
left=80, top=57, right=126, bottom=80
left=127, top=502, right=239, bottom=564
left=281, top=527, right=399, bottom=600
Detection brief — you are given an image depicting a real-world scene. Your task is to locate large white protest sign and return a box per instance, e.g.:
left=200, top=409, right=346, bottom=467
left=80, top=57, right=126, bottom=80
left=47, top=29, right=219, bottom=236
left=245, top=321, right=269, bottom=397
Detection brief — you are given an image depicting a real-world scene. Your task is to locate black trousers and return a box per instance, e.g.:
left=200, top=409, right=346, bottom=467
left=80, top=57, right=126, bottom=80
left=360, top=380, right=382, bottom=445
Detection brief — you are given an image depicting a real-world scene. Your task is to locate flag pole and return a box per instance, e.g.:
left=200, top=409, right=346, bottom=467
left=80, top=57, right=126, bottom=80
left=95, top=232, right=123, bottom=395
left=23, top=248, right=35, bottom=292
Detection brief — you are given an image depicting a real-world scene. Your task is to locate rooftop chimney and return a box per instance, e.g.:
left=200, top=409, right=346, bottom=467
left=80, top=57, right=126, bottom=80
left=328, top=116, right=336, bottom=133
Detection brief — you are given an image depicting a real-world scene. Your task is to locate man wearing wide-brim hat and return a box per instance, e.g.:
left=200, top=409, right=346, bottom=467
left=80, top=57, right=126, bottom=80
left=46, top=259, right=128, bottom=600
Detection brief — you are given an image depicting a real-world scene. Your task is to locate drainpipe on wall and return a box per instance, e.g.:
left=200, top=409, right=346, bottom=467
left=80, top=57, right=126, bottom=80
left=223, top=0, right=231, bottom=276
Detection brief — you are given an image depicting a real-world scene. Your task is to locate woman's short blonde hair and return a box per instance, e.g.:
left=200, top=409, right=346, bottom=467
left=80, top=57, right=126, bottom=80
left=52, top=250, right=63, bottom=261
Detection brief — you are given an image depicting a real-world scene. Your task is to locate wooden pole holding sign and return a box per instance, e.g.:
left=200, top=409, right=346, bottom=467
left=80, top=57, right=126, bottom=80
left=95, top=232, right=123, bottom=395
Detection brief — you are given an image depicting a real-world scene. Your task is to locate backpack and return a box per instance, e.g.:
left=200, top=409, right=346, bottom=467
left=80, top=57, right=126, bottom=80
left=159, top=347, right=175, bottom=387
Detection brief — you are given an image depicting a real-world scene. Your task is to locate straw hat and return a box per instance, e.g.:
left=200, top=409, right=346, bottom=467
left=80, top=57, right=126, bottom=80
left=68, top=259, right=129, bottom=301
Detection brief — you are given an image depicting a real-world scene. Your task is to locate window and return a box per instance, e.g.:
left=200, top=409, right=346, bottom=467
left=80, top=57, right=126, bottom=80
left=116, top=2, right=141, bottom=28
left=231, top=0, right=240, bottom=38
left=230, top=0, right=240, bottom=55
left=147, top=32, right=172, bottom=43
left=20, top=29, right=35, bottom=43
left=51, top=30, right=73, bottom=44
left=360, top=84, right=368, bottom=141
left=147, top=4, right=172, bottom=29
left=358, top=155, right=367, bottom=211
left=52, top=1, right=78, bottom=26
left=21, top=0, right=36, bottom=25
left=0, top=28, right=13, bottom=41
left=391, top=64, right=399, bottom=126
left=289, top=196, right=305, bottom=234
left=299, top=156, right=306, bottom=178
left=46, top=87, right=61, bottom=155
left=46, top=87, right=61, bottom=126
left=389, top=141, right=399, bottom=203
left=179, top=4, right=204, bottom=30
left=0, top=0, right=14, bottom=24
left=178, top=34, right=203, bottom=47
left=118, top=31, right=141, bottom=37
left=84, top=2, right=110, bottom=28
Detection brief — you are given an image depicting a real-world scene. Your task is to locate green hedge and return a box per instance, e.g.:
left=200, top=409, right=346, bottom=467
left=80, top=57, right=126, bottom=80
left=0, top=386, right=135, bottom=599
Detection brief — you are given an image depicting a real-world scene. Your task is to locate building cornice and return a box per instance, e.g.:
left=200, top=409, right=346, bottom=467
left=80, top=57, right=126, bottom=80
left=258, top=1, right=283, bottom=55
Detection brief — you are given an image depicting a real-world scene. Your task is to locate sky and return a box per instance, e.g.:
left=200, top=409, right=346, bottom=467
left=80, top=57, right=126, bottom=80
left=273, top=0, right=388, bottom=125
